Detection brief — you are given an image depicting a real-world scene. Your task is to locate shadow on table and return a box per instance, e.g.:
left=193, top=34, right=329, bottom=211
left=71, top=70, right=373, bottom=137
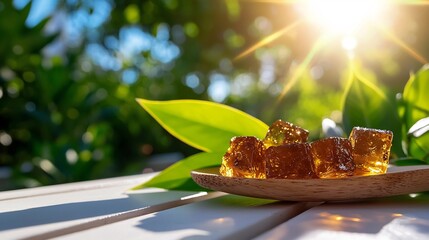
left=0, top=190, right=196, bottom=231
left=134, top=194, right=293, bottom=239
left=134, top=194, right=429, bottom=240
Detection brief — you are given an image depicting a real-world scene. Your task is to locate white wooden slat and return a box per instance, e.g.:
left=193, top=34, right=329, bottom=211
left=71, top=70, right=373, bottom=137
left=255, top=197, right=429, bottom=240
left=24, top=192, right=226, bottom=240
left=0, top=175, right=223, bottom=240
left=0, top=173, right=156, bottom=201
left=54, top=195, right=321, bottom=240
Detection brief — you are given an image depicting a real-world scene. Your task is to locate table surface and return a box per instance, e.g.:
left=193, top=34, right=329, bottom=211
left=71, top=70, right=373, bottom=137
left=1, top=172, right=429, bottom=240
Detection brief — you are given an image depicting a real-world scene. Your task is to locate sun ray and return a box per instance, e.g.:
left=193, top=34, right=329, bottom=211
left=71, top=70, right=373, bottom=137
left=234, top=20, right=301, bottom=61
left=276, top=35, right=329, bottom=103
left=376, top=23, right=428, bottom=64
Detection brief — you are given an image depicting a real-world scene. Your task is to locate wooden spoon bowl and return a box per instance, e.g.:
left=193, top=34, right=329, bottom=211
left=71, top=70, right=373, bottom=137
left=191, top=165, right=429, bottom=201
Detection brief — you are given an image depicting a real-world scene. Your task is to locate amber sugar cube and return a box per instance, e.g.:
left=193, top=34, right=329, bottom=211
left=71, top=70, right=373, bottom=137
left=263, top=120, right=309, bottom=147
left=349, top=127, right=393, bottom=175
left=220, top=136, right=266, bottom=178
left=265, top=143, right=317, bottom=179
left=310, top=137, right=355, bottom=178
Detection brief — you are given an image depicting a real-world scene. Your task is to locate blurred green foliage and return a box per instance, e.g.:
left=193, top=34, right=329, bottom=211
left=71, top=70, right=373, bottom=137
left=1, top=0, right=428, bottom=190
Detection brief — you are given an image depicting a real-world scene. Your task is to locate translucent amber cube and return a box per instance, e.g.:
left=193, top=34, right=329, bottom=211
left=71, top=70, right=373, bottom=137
left=265, top=143, right=317, bottom=179
left=220, top=136, right=266, bottom=178
left=310, top=137, right=355, bottom=178
left=263, top=120, right=309, bottom=147
left=349, top=127, right=393, bottom=175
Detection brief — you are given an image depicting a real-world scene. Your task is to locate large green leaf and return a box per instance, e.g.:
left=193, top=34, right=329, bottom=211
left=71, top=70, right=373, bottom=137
left=342, top=71, right=404, bottom=157
left=401, top=66, right=429, bottom=162
left=132, top=152, right=223, bottom=191
left=137, top=99, right=268, bottom=152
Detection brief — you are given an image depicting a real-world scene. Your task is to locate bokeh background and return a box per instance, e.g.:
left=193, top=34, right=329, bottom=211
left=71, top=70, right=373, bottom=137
left=1, top=0, right=427, bottom=190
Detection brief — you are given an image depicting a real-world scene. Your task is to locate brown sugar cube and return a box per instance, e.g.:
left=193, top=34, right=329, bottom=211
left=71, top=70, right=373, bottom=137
left=349, top=127, right=393, bottom=175
left=310, top=137, right=355, bottom=178
left=265, top=143, right=317, bottom=179
left=219, top=136, right=266, bottom=179
left=263, top=120, right=309, bottom=147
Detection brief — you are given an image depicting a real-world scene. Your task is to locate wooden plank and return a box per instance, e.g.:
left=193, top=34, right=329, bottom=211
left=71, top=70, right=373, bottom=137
left=0, top=175, right=223, bottom=240
left=255, top=196, right=429, bottom=240
left=53, top=195, right=321, bottom=239
left=22, top=192, right=226, bottom=240
left=0, top=173, right=156, bottom=201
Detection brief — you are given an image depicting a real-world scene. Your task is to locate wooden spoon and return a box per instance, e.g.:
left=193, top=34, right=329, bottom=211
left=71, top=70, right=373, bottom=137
left=191, top=165, right=429, bottom=201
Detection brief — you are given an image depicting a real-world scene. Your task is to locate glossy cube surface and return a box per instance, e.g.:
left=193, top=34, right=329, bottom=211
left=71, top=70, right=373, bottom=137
left=265, top=143, right=316, bottom=179
left=263, top=120, right=309, bottom=147
left=220, top=136, right=266, bottom=178
left=349, top=127, right=393, bottom=175
left=310, top=137, right=355, bottom=178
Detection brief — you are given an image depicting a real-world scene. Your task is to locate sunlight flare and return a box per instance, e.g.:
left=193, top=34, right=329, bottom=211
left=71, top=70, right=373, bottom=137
left=298, top=0, right=386, bottom=34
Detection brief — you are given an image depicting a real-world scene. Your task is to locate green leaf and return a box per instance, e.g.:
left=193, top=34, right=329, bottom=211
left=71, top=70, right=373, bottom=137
left=342, top=70, right=404, bottom=157
left=401, top=66, right=429, bottom=162
left=137, top=99, right=268, bottom=152
left=134, top=99, right=269, bottom=191
left=132, top=152, right=223, bottom=191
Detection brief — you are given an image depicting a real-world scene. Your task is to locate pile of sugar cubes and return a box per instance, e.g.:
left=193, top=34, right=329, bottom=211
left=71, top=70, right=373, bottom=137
left=220, top=120, right=393, bottom=179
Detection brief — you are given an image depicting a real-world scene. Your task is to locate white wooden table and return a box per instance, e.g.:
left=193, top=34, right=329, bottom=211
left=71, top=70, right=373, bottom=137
left=1, top=172, right=428, bottom=240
